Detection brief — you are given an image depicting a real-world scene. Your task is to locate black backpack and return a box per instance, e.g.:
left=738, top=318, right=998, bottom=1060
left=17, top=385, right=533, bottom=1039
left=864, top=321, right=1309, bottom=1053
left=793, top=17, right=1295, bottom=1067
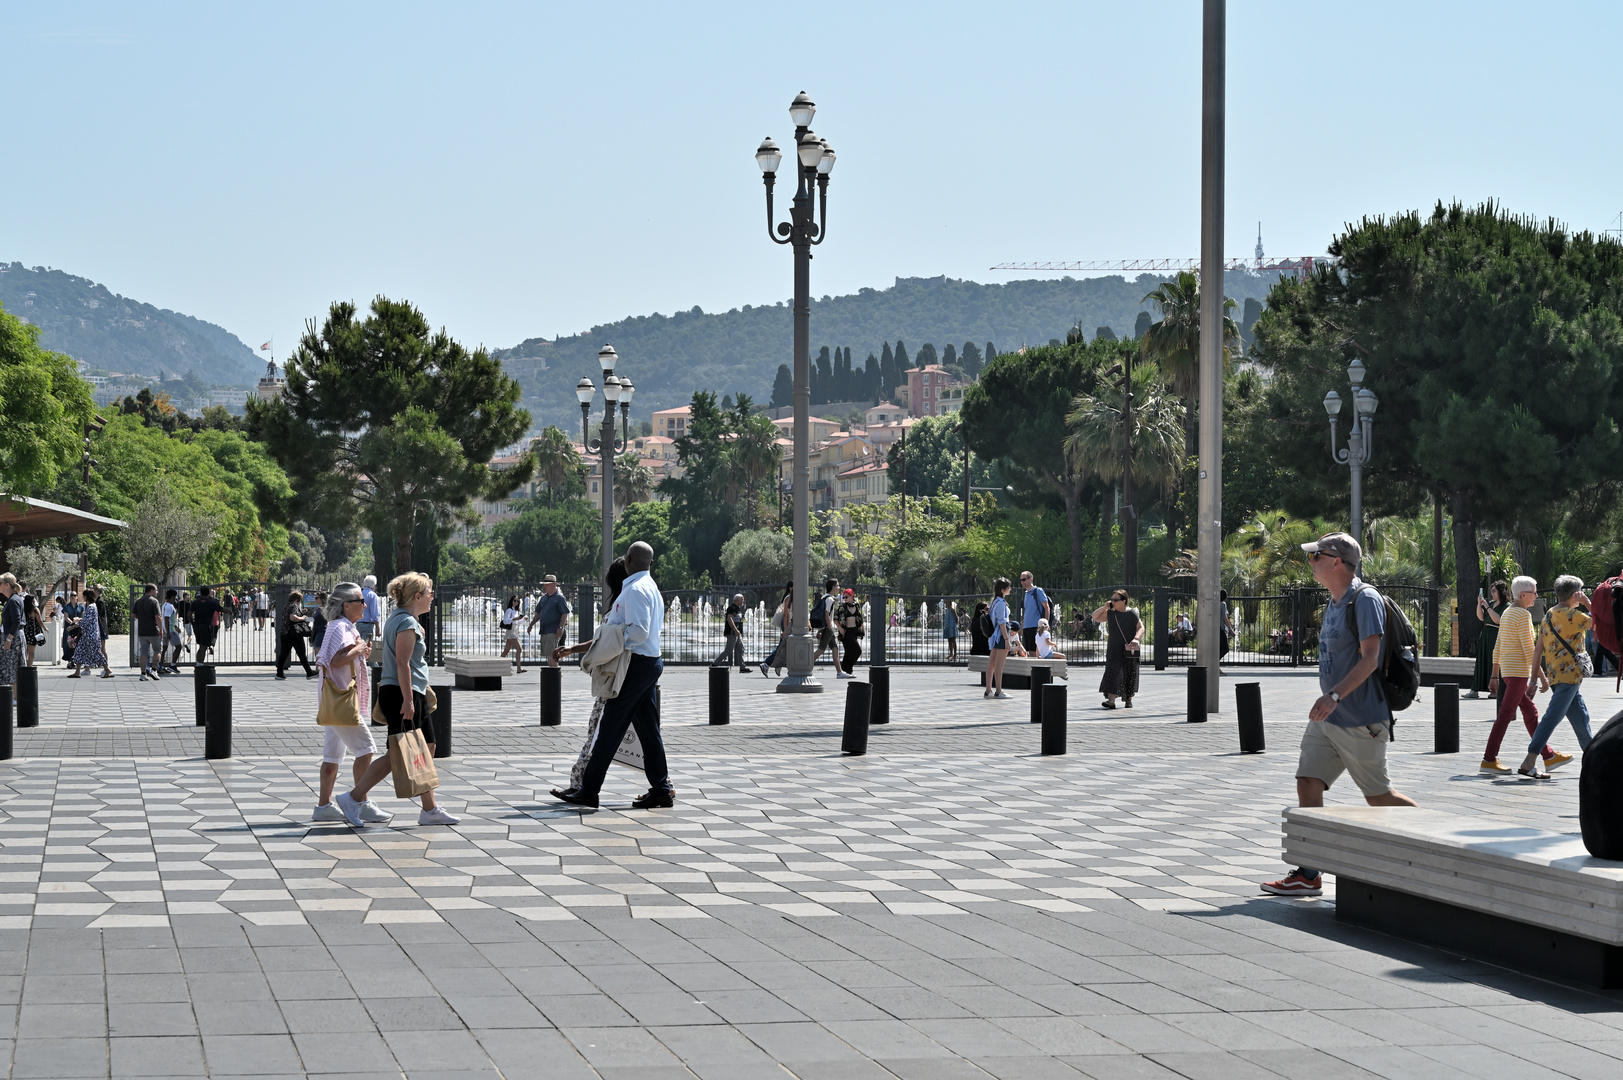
left=809, top=595, right=828, bottom=629
left=1349, top=585, right=1422, bottom=717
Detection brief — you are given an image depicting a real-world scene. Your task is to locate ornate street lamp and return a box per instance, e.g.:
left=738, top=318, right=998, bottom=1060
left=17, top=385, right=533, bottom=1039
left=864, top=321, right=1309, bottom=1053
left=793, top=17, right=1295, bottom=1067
left=578, top=345, right=622, bottom=575
left=1324, top=357, right=1378, bottom=551
left=757, top=91, right=834, bottom=694
left=618, top=377, right=635, bottom=446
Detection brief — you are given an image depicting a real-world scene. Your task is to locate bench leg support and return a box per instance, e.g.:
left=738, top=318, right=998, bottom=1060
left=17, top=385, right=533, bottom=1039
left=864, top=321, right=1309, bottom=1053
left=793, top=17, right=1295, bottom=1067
left=1337, top=877, right=1623, bottom=989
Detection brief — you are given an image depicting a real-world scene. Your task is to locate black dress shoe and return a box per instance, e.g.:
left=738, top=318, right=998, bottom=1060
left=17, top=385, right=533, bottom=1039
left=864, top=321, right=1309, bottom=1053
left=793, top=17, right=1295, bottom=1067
left=631, top=788, right=675, bottom=810
left=551, top=787, right=598, bottom=808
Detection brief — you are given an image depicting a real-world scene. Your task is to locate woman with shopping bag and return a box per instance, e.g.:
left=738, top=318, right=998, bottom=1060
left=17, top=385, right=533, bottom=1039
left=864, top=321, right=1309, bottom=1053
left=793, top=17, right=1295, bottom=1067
left=310, top=583, right=392, bottom=824
left=334, top=572, right=460, bottom=827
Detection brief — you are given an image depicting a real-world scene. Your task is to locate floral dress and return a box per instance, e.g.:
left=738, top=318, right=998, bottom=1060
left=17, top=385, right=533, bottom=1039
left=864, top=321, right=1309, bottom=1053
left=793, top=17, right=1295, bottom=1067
left=72, top=604, right=108, bottom=669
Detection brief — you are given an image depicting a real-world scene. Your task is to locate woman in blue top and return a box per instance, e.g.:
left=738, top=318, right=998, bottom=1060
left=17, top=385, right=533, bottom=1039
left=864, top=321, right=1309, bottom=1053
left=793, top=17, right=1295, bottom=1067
left=943, top=600, right=959, bottom=662
left=335, top=572, right=460, bottom=828
left=985, top=577, right=1025, bottom=699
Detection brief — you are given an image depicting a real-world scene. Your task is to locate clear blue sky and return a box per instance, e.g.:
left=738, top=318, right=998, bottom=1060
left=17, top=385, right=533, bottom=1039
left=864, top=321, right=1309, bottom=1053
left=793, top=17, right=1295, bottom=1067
left=3, top=1, right=1620, bottom=358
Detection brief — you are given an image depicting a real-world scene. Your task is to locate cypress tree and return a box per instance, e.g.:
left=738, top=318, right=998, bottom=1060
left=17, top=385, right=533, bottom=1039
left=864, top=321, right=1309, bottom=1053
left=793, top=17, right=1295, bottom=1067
left=880, top=342, right=895, bottom=394
left=815, top=345, right=833, bottom=405
left=843, top=347, right=854, bottom=399
left=942, top=343, right=957, bottom=369
left=770, top=363, right=793, bottom=409
left=985, top=342, right=996, bottom=370
left=1094, top=326, right=1117, bottom=342
left=865, top=353, right=880, bottom=402
left=1134, top=310, right=1153, bottom=340
left=917, top=343, right=937, bottom=367
left=961, top=341, right=982, bottom=379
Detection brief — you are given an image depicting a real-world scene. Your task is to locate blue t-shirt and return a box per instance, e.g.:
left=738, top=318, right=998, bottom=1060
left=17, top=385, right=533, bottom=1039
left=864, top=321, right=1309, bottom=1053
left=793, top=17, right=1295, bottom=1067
left=1022, top=586, right=1049, bottom=629
left=1320, top=578, right=1387, bottom=728
left=532, top=591, right=570, bottom=635
left=379, top=610, right=428, bottom=694
left=990, top=597, right=1011, bottom=648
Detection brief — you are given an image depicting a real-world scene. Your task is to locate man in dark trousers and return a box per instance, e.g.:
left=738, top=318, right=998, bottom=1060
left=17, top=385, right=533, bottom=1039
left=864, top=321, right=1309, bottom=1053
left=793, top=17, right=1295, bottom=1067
left=133, top=584, right=164, bottom=681
left=835, top=588, right=864, bottom=679
left=191, top=586, right=223, bottom=661
left=714, top=592, right=750, bottom=672
left=555, top=542, right=673, bottom=809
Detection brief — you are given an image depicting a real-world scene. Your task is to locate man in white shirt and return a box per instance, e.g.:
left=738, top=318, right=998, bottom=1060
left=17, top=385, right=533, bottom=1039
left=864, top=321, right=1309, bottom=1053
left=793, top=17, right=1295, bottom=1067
left=160, top=589, right=182, bottom=674
left=555, top=541, right=672, bottom=809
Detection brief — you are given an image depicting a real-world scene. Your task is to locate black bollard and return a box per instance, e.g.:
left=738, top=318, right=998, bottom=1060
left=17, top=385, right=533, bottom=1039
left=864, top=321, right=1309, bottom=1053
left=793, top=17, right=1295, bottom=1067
left=540, top=666, right=562, bottom=726
left=869, top=666, right=890, bottom=725
left=1434, top=682, right=1459, bottom=754
left=1029, top=665, right=1052, bottom=724
left=194, top=664, right=216, bottom=727
left=709, top=665, right=729, bottom=725
left=17, top=667, right=38, bottom=728
left=1187, top=666, right=1208, bottom=723
left=1041, top=683, right=1067, bottom=755
left=0, top=686, right=12, bottom=761
left=1236, top=681, right=1265, bottom=753
left=204, top=685, right=232, bottom=759
left=430, top=684, right=452, bottom=758
left=841, top=680, right=871, bottom=756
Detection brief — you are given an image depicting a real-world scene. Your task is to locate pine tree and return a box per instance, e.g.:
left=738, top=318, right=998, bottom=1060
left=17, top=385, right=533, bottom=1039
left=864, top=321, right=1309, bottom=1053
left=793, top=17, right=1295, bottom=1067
left=942, top=343, right=957, bottom=370
left=815, top=346, right=833, bottom=405
left=1134, top=310, right=1153, bottom=340
left=770, top=363, right=793, bottom=409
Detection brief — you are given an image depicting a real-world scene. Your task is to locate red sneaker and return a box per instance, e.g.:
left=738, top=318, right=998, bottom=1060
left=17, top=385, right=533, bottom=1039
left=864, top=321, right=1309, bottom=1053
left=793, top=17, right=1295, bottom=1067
left=1261, top=871, right=1323, bottom=896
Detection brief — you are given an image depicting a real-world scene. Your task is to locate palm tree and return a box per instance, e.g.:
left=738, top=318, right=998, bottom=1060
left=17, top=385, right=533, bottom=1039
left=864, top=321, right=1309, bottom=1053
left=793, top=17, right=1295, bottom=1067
left=1064, top=362, right=1186, bottom=584
left=530, top=426, right=581, bottom=506
left=613, top=452, right=654, bottom=512
left=1139, top=271, right=1240, bottom=548
left=723, top=398, right=782, bottom=529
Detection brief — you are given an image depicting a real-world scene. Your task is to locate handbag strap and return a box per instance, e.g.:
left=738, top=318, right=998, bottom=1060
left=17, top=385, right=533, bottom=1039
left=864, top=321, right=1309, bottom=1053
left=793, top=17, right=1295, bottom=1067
left=1543, top=611, right=1585, bottom=662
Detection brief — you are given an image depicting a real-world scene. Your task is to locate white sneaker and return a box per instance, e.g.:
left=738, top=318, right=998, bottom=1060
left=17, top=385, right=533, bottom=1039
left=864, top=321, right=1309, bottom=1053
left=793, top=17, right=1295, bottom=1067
left=418, top=806, right=461, bottom=826
left=359, top=800, right=393, bottom=823
left=311, top=802, right=346, bottom=822
left=333, top=791, right=366, bottom=828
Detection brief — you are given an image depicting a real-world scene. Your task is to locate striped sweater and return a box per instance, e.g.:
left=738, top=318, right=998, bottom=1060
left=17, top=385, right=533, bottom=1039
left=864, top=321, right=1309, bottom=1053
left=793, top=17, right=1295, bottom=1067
left=1492, top=604, right=1537, bottom=678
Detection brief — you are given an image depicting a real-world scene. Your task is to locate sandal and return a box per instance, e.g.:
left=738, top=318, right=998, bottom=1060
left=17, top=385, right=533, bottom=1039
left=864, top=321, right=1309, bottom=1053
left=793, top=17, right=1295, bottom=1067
left=1517, top=767, right=1551, bottom=780
left=67, top=672, right=81, bottom=679
left=99, top=671, right=115, bottom=679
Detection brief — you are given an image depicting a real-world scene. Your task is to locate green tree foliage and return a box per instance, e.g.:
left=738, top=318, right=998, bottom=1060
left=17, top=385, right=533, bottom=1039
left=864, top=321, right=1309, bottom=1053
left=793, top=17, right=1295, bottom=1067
left=530, top=425, right=583, bottom=507
left=1094, top=326, right=1117, bottom=342
left=884, top=415, right=998, bottom=501
left=495, top=499, right=598, bottom=582
left=0, top=301, right=94, bottom=497
left=613, top=451, right=654, bottom=510
left=70, top=414, right=293, bottom=581
left=125, top=479, right=219, bottom=585
left=961, top=339, right=1123, bottom=584
left=720, top=528, right=824, bottom=585
left=612, top=501, right=696, bottom=588
left=1250, top=201, right=1623, bottom=649
left=1134, top=311, right=1153, bottom=340
left=916, top=343, right=938, bottom=368
left=960, top=341, right=983, bottom=380
left=249, top=296, right=534, bottom=574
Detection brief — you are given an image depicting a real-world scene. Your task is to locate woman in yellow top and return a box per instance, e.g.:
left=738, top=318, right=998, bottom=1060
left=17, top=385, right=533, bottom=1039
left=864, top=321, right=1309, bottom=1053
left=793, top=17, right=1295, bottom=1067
left=1481, top=576, right=1567, bottom=775
left=1517, top=575, right=1594, bottom=779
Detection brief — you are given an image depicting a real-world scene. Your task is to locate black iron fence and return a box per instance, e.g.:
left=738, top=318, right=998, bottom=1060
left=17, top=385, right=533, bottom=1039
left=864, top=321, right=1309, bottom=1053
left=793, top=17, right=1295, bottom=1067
left=124, top=576, right=1440, bottom=670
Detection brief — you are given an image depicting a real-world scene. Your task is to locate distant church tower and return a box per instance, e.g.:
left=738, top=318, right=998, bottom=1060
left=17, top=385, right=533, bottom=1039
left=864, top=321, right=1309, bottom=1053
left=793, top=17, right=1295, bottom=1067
left=257, top=359, right=286, bottom=402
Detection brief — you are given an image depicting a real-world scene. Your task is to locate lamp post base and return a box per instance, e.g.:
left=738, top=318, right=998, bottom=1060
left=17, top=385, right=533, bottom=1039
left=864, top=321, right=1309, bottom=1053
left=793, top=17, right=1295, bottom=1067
left=775, top=634, right=824, bottom=693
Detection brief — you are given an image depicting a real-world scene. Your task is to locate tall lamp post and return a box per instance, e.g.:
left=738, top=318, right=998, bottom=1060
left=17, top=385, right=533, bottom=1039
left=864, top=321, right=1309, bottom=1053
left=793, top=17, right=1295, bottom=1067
left=756, top=90, right=835, bottom=694
left=1324, top=358, right=1378, bottom=548
left=574, top=344, right=622, bottom=576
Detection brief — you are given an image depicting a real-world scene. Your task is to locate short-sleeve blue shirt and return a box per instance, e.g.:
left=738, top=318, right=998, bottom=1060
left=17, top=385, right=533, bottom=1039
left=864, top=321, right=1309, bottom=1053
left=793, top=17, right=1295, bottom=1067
left=1320, top=577, right=1387, bottom=728
left=1022, top=587, right=1048, bottom=628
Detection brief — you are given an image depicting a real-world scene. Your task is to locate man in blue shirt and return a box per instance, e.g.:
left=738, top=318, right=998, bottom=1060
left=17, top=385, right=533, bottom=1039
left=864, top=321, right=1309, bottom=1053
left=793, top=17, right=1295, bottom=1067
left=1018, top=571, right=1050, bottom=654
left=357, top=575, right=381, bottom=642
left=1263, top=532, right=1417, bottom=897
left=555, top=542, right=673, bottom=809
left=525, top=575, right=571, bottom=667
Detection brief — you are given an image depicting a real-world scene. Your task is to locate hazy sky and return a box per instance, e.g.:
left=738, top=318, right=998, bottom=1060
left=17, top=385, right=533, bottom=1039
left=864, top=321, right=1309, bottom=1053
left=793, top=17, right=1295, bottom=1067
left=4, top=1, right=1620, bottom=357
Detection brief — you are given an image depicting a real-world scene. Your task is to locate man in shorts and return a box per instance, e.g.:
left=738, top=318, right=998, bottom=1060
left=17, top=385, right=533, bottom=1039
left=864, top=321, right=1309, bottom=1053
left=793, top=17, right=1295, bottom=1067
left=810, top=578, right=840, bottom=666
left=526, top=574, right=570, bottom=667
left=1263, top=532, right=1417, bottom=897
left=133, top=583, right=164, bottom=681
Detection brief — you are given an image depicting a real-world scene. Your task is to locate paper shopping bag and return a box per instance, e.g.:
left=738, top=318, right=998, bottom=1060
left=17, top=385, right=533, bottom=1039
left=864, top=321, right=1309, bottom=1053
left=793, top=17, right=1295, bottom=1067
left=389, top=728, right=439, bottom=798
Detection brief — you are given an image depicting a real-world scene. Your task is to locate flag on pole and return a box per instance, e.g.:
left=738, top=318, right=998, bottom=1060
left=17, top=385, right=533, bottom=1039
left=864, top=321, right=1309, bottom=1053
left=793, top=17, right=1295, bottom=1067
left=260, top=341, right=272, bottom=351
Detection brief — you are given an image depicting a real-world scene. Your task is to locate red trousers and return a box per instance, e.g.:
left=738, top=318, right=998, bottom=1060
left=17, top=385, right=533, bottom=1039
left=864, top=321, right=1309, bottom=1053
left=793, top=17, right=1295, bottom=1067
left=1483, top=677, right=1554, bottom=761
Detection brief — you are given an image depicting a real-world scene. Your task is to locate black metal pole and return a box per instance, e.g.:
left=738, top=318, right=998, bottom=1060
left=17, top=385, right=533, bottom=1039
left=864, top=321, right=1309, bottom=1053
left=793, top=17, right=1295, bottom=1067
left=1434, top=682, right=1459, bottom=754
left=1041, top=683, right=1067, bottom=755
left=1236, top=682, right=1265, bottom=753
left=1153, top=589, right=1168, bottom=671
left=869, top=665, right=889, bottom=725
left=204, top=685, right=232, bottom=759
left=16, top=667, right=38, bottom=728
left=709, top=665, right=729, bottom=725
left=430, top=684, right=452, bottom=758
left=194, top=664, right=216, bottom=727
left=540, top=667, right=562, bottom=726
left=1187, top=666, right=1208, bottom=723
left=841, top=680, right=871, bottom=755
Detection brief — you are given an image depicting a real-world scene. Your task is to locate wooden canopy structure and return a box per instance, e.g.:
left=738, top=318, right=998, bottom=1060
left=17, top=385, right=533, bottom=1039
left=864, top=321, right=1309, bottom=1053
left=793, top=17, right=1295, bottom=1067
left=0, top=495, right=126, bottom=573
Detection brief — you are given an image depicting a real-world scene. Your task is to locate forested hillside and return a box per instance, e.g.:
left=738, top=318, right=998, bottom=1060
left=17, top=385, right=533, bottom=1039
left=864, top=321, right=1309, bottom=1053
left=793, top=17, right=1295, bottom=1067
left=0, top=263, right=260, bottom=385
left=497, top=272, right=1276, bottom=430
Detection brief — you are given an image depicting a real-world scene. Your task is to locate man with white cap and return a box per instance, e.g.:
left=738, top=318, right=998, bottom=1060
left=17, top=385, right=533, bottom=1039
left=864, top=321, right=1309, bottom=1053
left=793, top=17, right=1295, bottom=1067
left=1262, top=531, right=1417, bottom=897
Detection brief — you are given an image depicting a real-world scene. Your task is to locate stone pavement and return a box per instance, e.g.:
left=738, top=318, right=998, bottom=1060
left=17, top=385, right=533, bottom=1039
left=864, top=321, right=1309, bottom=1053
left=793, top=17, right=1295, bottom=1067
left=2, top=662, right=1621, bottom=1078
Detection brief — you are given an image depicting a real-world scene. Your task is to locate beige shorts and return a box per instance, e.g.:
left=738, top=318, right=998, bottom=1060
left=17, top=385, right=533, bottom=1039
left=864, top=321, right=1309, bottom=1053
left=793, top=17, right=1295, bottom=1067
left=322, top=724, right=379, bottom=765
left=1297, top=719, right=1392, bottom=797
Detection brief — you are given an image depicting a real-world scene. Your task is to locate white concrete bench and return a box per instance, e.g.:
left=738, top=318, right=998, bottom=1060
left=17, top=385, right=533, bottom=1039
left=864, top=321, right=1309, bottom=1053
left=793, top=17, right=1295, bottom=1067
left=443, top=656, right=512, bottom=690
left=1418, top=655, right=1474, bottom=687
left=966, top=654, right=1070, bottom=689
left=1283, top=806, right=1623, bottom=986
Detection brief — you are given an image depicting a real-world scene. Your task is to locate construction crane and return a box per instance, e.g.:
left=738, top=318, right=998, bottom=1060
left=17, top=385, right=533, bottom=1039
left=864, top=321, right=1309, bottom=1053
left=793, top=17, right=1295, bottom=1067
left=992, top=224, right=1332, bottom=278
